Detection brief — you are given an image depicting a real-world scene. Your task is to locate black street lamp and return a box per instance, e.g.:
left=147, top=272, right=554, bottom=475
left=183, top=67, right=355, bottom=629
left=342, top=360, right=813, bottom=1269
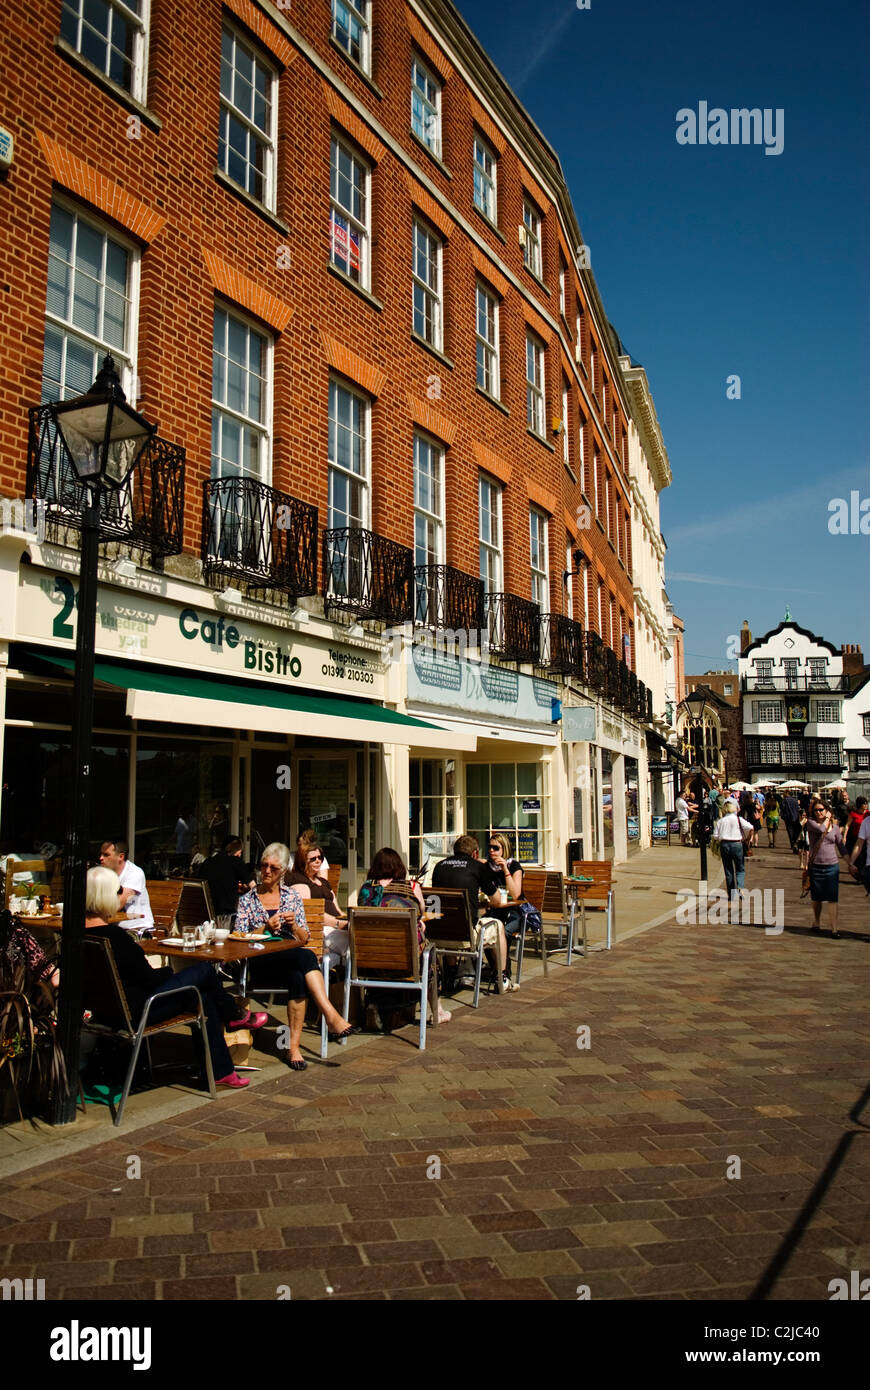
left=47, top=355, right=156, bottom=1125
left=683, top=688, right=709, bottom=885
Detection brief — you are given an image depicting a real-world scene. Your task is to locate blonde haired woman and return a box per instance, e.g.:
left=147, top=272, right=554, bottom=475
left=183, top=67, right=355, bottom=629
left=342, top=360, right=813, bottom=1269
left=480, top=831, right=524, bottom=990
left=84, top=866, right=252, bottom=1089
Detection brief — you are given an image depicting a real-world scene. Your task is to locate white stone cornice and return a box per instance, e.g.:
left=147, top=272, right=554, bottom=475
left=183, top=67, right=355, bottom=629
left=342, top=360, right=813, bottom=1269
left=621, top=360, right=672, bottom=492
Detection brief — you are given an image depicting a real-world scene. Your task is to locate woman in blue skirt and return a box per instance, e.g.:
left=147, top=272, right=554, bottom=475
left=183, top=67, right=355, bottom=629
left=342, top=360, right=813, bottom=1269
left=806, top=803, right=850, bottom=938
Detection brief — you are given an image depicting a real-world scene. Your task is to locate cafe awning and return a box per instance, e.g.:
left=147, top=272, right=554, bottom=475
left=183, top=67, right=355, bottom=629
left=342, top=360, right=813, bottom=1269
left=22, top=649, right=478, bottom=751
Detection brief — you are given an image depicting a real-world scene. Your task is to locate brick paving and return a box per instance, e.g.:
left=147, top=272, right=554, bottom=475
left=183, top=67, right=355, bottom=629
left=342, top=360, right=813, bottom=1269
left=0, top=844, right=867, bottom=1300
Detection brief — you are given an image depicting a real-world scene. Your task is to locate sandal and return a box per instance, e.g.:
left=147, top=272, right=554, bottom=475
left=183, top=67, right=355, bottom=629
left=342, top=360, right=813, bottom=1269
left=288, top=1058, right=308, bottom=1071
left=328, top=1024, right=361, bottom=1042
left=216, top=1072, right=250, bottom=1089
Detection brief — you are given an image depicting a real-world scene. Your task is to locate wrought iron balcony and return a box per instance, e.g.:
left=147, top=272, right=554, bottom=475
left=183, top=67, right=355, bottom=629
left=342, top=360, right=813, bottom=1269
left=584, top=631, right=606, bottom=694
left=745, top=736, right=845, bottom=770
left=27, top=403, right=184, bottom=556
left=484, top=592, right=541, bottom=664
left=323, top=527, right=413, bottom=622
left=202, top=477, right=317, bottom=597
left=541, top=614, right=585, bottom=676
left=602, top=645, right=620, bottom=703
left=628, top=668, right=638, bottom=716
left=413, top=564, right=484, bottom=633
left=647, top=686, right=654, bottom=723
left=741, top=674, right=849, bottom=692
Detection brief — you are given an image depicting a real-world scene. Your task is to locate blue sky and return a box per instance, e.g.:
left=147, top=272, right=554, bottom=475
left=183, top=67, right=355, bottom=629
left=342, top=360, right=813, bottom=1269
left=454, top=0, right=869, bottom=673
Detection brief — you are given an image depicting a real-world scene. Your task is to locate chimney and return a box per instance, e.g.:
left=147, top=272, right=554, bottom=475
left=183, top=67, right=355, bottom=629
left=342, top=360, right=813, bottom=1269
left=740, top=619, right=752, bottom=653
left=841, top=644, right=864, bottom=678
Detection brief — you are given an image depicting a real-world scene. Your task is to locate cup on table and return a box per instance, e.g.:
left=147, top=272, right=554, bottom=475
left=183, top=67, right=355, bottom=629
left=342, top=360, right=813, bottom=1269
left=182, top=925, right=197, bottom=952
left=214, top=927, right=230, bottom=945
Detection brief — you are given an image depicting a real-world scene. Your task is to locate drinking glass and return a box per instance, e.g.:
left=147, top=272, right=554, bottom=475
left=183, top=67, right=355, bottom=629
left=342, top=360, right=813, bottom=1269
left=182, top=925, right=197, bottom=952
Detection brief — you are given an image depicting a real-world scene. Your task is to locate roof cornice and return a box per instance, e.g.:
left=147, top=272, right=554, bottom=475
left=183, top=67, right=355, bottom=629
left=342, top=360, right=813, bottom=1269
left=620, top=358, right=672, bottom=492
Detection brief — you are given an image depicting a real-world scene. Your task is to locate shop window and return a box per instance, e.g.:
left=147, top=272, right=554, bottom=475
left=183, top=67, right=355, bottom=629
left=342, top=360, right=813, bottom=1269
left=135, top=738, right=232, bottom=878
left=465, top=762, right=545, bottom=863
left=409, top=758, right=456, bottom=869
left=1, top=730, right=129, bottom=859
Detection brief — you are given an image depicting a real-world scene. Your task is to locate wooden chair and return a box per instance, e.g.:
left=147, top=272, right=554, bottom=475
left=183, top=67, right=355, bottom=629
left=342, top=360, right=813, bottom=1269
left=571, top=861, right=615, bottom=949
left=327, top=864, right=341, bottom=896
left=81, top=935, right=216, bottom=1126
left=422, top=887, right=488, bottom=1008
left=521, top=868, right=570, bottom=967
left=145, top=880, right=184, bottom=932
left=176, top=879, right=215, bottom=929
left=344, top=907, right=435, bottom=1050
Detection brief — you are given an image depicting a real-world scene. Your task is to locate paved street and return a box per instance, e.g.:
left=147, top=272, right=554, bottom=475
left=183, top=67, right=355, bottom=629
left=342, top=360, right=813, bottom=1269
left=0, top=844, right=867, bottom=1301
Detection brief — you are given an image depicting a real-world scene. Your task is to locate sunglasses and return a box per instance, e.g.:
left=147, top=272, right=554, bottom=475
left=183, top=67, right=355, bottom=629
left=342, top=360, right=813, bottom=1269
left=307, top=854, right=323, bottom=863
left=260, top=861, right=281, bottom=871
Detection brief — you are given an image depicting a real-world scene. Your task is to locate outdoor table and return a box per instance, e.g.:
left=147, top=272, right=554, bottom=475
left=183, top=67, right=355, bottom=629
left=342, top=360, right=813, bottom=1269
left=563, top=875, right=594, bottom=958
left=141, top=933, right=297, bottom=999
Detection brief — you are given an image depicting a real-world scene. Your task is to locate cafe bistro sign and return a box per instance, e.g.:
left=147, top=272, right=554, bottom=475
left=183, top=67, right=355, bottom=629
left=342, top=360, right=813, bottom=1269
left=16, top=565, right=386, bottom=699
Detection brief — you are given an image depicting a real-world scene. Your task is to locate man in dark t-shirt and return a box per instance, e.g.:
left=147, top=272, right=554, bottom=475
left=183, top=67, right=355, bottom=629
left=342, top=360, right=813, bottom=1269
left=432, top=835, right=514, bottom=992
left=199, top=837, right=256, bottom=916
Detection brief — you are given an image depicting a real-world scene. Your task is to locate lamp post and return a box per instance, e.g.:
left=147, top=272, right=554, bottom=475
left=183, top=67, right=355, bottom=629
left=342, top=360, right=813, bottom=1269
left=683, top=689, right=709, bottom=885
left=46, top=355, right=156, bottom=1125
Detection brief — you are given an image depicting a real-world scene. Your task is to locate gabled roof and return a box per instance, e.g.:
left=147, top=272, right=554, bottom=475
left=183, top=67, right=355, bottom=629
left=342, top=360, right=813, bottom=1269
left=742, top=620, right=840, bottom=658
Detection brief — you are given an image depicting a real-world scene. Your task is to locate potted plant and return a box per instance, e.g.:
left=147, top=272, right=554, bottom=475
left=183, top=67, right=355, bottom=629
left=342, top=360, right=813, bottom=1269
left=0, top=909, right=67, bottom=1123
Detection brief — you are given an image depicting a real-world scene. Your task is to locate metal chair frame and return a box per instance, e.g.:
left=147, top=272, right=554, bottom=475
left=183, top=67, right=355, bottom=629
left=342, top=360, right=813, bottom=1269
left=422, top=888, right=488, bottom=1007
left=81, top=936, right=216, bottom=1126
left=343, top=907, right=435, bottom=1050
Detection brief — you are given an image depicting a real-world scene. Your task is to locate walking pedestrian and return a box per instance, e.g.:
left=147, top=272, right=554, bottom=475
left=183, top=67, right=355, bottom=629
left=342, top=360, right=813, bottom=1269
left=712, top=799, right=754, bottom=904
left=764, top=792, right=780, bottom=848
left=806, top=803, right=851, bottom=938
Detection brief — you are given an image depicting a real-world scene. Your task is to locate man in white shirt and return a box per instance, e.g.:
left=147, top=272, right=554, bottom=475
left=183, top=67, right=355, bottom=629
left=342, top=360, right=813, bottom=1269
left=675, top=791, right=696, bottom=846
left=99, top=839, right=154, bottom=930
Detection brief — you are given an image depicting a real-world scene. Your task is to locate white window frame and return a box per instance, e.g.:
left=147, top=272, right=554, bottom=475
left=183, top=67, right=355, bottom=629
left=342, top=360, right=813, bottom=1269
left=479, top=473, right=503, bottom=594
left=330, top=133, right=371, bottom=289
left=219, top=23, right=277, bottom=211
left=411, top=53, right=441, bottom=157
left=43, top=198, right=139, bottom=406
left=522, top=198, right=542, bottom=278
left=475, top=282, right=500, bottom=398
left=814, top=701, right=840, bottom=723
left=565, top=543, right=574, bottom=619
left=526, top=332, right=545, bottom=437
left=472, top=133, right=497, bottom=222
left=592, top=450, right=600, bottom=513
left=578, top=409, right=586, bottom=480
left=561, top=381, right=570, bottom=467
left=60, top=0, right=149, bottom=101
left=575, top=310, right=583, bottom=363
left=530, top=507, right=549, bottom=612
left=597, top=580, right=604, bottom=638
left=605, top=474, right=613, bottom=539
left=328, top=377, right=371, bottom=531
left=211, top=303, right=272, bottom=486
left=590, top=342, right=597, bottom=393
left=412, top=219, right=443, bottom=350
left=559, top=262, right=566, bottom=316
left=863, top=715, right=870, bottom=737
left=413, top=432, right=445, bottom=569
left=754, top=700, right=783, bottom=723
left=331, top=0, right=371, bottom=74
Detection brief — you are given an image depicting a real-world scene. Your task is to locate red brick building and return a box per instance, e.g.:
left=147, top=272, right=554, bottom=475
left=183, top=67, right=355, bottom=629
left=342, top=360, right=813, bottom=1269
left=0, top=0, right=660, bottom=875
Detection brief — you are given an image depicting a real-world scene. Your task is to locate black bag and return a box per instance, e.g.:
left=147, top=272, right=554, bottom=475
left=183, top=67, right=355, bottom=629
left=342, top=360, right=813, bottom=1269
left=518, top=900, right=542, bottom=935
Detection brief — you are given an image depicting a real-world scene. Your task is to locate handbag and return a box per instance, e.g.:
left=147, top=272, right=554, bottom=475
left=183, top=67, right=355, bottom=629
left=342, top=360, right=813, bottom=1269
left=801, top=822, right=822, bottom=898
left=517, top=900, right=542, bottom=935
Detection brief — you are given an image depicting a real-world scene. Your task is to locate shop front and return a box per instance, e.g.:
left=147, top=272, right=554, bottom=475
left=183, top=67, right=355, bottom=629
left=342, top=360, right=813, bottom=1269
left=405, top=637, right=561, bottom=870
left=0, top=544, right=471, bottom=897
left=562, top=701, right=644, bottom=864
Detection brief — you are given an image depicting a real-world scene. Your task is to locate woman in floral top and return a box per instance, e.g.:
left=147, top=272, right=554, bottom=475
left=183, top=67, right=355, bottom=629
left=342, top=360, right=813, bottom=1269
left=236, top=842, right=357, bottom=1070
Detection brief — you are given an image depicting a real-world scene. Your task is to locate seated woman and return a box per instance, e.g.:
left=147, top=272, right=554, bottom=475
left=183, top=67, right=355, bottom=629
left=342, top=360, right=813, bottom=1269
left=84, top=866, right=255, bottom=1090
left=236, top=842, right=357, bottom=1070
left=357, top=847, right=449, bottom=1028
left=478, top=832, right=523, bottom=989
left=285, top=842, right=348, bottom=966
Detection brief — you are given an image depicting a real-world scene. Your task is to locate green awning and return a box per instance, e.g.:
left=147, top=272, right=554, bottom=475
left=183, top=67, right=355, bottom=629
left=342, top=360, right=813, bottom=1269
left=22, top=649, right=477, bottom=750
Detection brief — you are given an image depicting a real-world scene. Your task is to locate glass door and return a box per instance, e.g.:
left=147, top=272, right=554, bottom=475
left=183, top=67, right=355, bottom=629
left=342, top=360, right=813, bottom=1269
left=295, top=753, right=357, bottom=898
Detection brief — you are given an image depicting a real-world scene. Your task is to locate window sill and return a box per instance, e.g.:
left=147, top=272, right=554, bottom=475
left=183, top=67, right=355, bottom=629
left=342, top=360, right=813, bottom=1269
left=411, top=332, right=454, bottom=369
left=214, top=170, right=289, bottom=233
left=595, top=516, right=606, bottom=535
left=55, top=37, right=162, bottom=130
left=408, top=130, right=453, bottom=180
left=528, top=428, right=555, bottom=452
left=472, top=205, right=506, bottom=243
left=563, top=461, right=577, bottom=484
left=327, top=262, right=384, bottom=310
left=475, top=385, right=509, bottom=416
left=328, top=37, right=383, bottom=98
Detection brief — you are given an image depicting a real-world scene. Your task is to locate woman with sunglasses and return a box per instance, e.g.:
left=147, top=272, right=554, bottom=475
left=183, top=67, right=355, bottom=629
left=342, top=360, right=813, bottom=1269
left=479, top=832, right=523, bottom=990
left=236, top=842, right=356, bottom=1068
left=286, top=842, right=348, bottom=965
left=805, top=803, right=850, bottom=938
